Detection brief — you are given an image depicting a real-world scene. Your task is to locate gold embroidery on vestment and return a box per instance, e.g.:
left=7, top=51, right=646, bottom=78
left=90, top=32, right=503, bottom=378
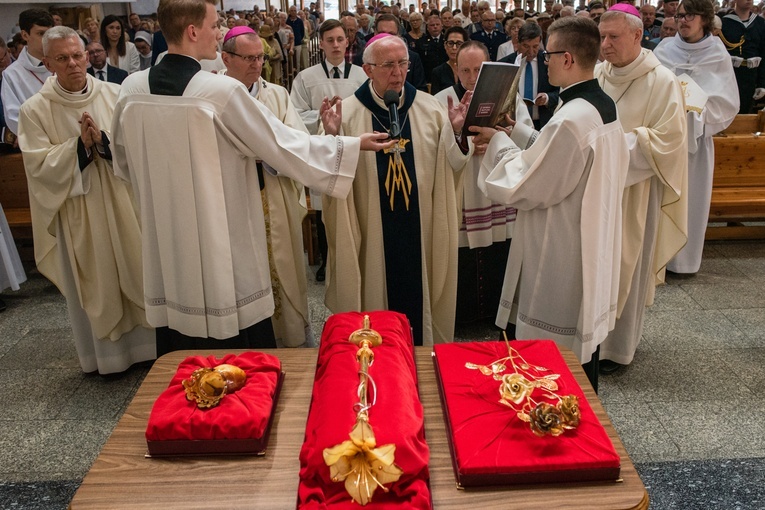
left=383, top=138, right=412, bottom=211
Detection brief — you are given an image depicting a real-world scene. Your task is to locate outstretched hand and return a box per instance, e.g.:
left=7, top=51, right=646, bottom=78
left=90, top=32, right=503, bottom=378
left=360, top=131, right=397, bottom=152
left=447, top=90, right=472, bottom=134
left=320, top=96, right=343, bottom=135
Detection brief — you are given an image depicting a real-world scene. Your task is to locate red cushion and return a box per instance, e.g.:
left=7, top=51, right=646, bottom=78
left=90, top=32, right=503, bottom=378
left=434, top=340, right=620, bottom=485
left=297, top=311, right=431, bottom=509
left=146, top=352, right=281, bottom=442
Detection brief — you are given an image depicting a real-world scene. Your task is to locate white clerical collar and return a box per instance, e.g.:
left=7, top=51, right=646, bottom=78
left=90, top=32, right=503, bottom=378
left=26, top=51, right=43, bottom=67
left=54, top=76, right=88, bottom=96
left=559, top=79, right=588, bottom=93
left=369, top=82, right=405, bottom=108
left=325, top=59, right=346, bottom=73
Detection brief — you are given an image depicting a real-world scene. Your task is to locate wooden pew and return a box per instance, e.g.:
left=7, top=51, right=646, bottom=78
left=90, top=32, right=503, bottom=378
left=0, top=151, right=34, bottom=262
left=707, top=112, right=765, bottom=240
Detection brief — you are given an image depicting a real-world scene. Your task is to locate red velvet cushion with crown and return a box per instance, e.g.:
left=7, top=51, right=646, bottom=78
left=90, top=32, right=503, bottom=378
left=297, top=311, right=431, bottom=509
left=146, top=352, right=281, bottom=444
left=433, top=340, right=620, bottom=486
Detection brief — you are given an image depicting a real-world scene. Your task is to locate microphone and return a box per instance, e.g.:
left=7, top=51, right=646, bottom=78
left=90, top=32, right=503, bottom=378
left=383, top=90, right=401, bottom=139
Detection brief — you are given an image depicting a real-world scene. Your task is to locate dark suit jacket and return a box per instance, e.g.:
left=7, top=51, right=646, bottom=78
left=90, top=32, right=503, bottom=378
left=88, top=64, right=128, bottom=85
left=470, top=29, right=509, bottom=62
left=414, top=33, right=448, bottom=82
left=499, top=51, right=559, bottom=128
left=430, top=62, right=456, bottom=95
left=353, top=45, right=428, bottom=92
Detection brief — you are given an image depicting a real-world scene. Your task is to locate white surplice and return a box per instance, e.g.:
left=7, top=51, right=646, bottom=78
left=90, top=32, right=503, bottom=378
left=655, top=34, right=739, bottom=273
left=435, top=87, right=534, bottom=248
left=112, top=69, right=361, bottom=340
left=479, top=82, right=629, bottom=363
left=0, top=202, right=26, bottom=292
left=1, top=47, right=52, bottom=135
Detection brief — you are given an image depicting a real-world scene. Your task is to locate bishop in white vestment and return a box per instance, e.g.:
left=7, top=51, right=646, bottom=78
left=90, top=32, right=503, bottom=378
left=596, top=11, right=688, bottom=369
left=322, top=34, right=470, bottom=345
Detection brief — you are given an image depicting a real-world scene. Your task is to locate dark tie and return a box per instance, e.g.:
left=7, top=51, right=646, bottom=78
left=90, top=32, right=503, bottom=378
left=524, top=60, right=533, bottom=100
left=332, top=66, right=340, bottom=79
left=97, top=70, right=105, bottom=81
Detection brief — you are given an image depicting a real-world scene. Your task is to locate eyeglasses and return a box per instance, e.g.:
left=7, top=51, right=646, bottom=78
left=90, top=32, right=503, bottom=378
left=88, top=49, right=105, bottom=55
left=369, top=60, right=410, bottom=72
left=226, top=51, right=266, bottom=63
left=445, top=40, right=464, bottom=47
left=52, top=52, right=87, bottom=64
left=674, top=12, right=697, bottom=21
left=541, top=50, right=568, bottom=63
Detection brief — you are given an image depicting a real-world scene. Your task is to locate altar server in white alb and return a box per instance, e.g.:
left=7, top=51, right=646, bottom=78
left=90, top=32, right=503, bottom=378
left=111, top=0, right=392, bottom=356
left=220, top=26, right=314, bottom=347
left=1, top=9, right=54, bottom=138
left=471, top=16, right=629, bottom=387
left=595, top=6, right=688, bottom=373
left=655, top=0, right=739, bottom=274
left=18, top=27, right=155, bottom=374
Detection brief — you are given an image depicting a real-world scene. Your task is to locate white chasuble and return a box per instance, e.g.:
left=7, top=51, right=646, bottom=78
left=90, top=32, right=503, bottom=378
left=19, top=76, right=154, bottom=373
left=253, top=78, right=313, bottom=347
left=596, top=49, right=688, bottom=365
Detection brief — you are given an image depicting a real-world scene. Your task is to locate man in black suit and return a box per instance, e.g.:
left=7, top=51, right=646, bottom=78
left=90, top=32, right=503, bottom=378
left=470, top=10, right=508, bottom=61
left=86, top=41, right=128, bottom=84
left=415, top=14, right=448, bottom=82
left=499, top=23, right=558, bottom=129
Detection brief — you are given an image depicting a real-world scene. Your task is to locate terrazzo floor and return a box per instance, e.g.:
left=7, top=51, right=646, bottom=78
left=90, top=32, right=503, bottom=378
left=1, top=239, right=764, bottom=509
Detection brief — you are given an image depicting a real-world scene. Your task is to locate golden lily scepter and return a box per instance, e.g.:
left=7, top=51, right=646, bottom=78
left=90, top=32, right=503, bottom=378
left=323, top=315, right=403, bottom=505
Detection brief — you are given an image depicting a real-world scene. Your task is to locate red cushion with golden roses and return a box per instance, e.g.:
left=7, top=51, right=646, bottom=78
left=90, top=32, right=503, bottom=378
left=433, top=340, right=620, bottom=486
left=145, top=352, right=282, bottom=456
left=297, top=311, right=431, bottom=509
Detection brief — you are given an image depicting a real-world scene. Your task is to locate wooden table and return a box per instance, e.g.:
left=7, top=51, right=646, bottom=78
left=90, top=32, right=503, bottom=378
left=70, top=347, right=648, bottom=509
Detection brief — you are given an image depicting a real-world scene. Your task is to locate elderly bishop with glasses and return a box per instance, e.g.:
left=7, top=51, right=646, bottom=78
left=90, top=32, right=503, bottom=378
left=18, top=26, right=156, bottom=375
left=322, top=33, right=472, bottom=346
left=471, top=17, right=629, bottom=391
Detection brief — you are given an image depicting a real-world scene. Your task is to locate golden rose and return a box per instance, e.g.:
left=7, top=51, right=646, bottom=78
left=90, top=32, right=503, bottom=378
left=557, top=395, right=581, bottom=429
left=529, top=402, right=565, bottom=437
left=499, top=373, right=535, bottom=405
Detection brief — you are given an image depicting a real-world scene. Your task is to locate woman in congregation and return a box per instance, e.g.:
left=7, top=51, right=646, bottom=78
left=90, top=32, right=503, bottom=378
left=430, top=26, right=469, bottom=95
left=100, top=14, right=140, bottom=74
left=654, top=0, right=738, bottom=274
left=497, top=16, right=524, bottom=60
left=406, top=12, right=425, bottom=49
left=81, top=17, right=100, bottom=44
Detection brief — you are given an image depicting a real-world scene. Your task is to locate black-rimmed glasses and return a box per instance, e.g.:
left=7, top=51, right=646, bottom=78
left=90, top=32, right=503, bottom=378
left=225, top=51, right=266, bottom=63
left=541, top=50, right=568, bottom=63
left=674, top=12, right=697, bottom=21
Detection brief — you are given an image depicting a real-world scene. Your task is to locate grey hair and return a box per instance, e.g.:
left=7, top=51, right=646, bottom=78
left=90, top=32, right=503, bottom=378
left=600, top=10, right=643, bottom=32
left=362, top=35, right=407, bottom=64
left=221, top=32, right=259, bottom=53
left=42, top=26, right=83, bottom=56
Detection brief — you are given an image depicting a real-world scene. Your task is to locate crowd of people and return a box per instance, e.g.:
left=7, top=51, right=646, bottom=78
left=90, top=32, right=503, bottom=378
left=0, top=0, right=756, bottom=392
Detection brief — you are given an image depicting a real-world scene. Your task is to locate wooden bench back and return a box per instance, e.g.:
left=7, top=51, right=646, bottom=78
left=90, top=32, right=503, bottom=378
left=713, top=112, right=765, bottom=189
left=0, top=152, right=30, bottom=210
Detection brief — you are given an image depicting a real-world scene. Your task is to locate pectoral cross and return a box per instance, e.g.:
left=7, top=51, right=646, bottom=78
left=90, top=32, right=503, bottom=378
left=383, top=138, right=412, bottom=211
